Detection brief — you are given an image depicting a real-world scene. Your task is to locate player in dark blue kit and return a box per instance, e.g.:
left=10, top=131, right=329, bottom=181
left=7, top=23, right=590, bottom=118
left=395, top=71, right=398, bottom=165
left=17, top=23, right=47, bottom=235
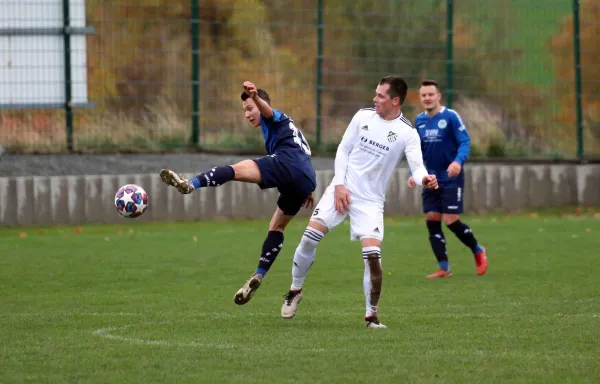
left=408, top=79, right=488, bottom=278
left=160, top=81, right=317, bottom=304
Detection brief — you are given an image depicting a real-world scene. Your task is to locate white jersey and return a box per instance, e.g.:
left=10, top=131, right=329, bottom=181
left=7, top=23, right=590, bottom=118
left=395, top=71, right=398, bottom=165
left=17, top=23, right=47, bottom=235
left=331, top=108, right=428, bottom=205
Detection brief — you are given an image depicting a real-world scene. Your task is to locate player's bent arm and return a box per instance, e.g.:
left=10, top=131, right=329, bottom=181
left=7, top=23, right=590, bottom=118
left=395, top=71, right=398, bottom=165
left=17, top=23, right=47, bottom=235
left=331, top=112, right=361, bottom=186
left=450, top=110, right=471, bottom=165
left=254, top=94, right=274, bottom=120
left=454, top=132, right=471, bottom=165
left=405, top=129, right=428, bottom=186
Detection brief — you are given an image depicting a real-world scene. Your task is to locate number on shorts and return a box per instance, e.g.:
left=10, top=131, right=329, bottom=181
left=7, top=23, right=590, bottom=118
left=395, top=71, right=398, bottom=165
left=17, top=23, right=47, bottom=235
left=312, top=208, right=319, bottom=216
left=289, top=122, right=312, bottom=156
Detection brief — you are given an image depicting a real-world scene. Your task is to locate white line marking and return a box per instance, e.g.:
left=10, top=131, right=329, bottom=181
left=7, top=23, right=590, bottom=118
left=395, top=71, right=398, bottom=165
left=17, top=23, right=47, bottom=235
left=93, top=323, right=327, bottom=353
left=94, top=325, right=234, bottom=349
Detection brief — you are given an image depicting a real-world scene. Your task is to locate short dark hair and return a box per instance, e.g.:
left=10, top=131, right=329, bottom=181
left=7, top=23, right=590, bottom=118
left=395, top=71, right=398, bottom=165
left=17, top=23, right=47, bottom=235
left=379, top=75, right=408, bottom=104
left=241, top=89, right=271, bottom=105
left=420, top=79, right=440, bottom=90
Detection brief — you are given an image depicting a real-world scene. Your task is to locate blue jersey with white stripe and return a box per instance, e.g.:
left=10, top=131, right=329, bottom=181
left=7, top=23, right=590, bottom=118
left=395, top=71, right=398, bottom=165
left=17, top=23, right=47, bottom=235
left=414, top=107, right=471, bottom=185
left=260, top=109, right=314, bottom=175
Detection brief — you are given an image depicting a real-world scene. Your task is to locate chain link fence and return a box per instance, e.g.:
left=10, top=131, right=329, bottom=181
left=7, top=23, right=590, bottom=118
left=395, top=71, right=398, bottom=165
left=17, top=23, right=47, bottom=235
left=0, top=0, right=597, bottom=158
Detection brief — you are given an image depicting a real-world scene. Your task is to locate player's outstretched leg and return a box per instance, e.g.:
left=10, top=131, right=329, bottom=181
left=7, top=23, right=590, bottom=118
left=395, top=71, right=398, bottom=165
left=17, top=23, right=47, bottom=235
left=281, top=225, right=325, bottom=319
left=159, top=165, right=235, bottom=194
left=426, top=219, right=452, bottom=278
left=363, top=246, right=386, bottom=329
left=446, top=218, right=488, bottom=275
left=160, top=160, right=261, bottom=195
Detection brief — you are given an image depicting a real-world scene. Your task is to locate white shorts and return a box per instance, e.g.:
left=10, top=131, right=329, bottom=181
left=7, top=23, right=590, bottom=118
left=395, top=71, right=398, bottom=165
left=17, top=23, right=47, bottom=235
left=310, top=186, right=384, bottom=241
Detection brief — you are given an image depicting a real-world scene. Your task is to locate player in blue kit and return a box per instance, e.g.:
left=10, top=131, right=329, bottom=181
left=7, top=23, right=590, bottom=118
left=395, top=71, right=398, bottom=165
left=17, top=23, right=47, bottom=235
left=160, top=81, right=317, bottom=303
left=409, top=79, right=488, bottom=278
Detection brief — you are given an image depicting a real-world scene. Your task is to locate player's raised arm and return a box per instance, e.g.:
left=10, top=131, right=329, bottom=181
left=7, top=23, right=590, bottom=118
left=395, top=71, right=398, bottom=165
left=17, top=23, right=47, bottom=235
left=405, top=129, right=435, bottom=188
left=243, top=81, right=274, bottom=120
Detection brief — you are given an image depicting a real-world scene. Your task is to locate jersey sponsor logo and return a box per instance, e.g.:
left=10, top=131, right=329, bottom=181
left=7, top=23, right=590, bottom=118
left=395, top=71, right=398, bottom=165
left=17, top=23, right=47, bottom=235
left=438, top=119, right=447, bottom=129
left=367, top=139, right=389, bottom=151
left=359, top=136, right=390, bottom=152
left=361, top=125, right=369, bottom=131
left=387, top=131, right=397, bottom=143
left=425, top=129, right=439, bottom=137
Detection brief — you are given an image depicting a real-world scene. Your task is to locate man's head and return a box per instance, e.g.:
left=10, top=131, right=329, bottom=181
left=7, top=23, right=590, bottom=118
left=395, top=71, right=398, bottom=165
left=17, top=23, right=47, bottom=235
left=419, top=79, right=442, bottom=113
left=241, top=89, right=271, bottom=127
left=373, top=75, right=408, bottom=119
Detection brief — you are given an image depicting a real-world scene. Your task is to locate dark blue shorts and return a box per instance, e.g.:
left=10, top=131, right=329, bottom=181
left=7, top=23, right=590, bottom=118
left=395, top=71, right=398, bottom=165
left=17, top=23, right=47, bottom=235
left=253, top=155, right=316, bottom=216
left=422, top=181, right=464, bottom=214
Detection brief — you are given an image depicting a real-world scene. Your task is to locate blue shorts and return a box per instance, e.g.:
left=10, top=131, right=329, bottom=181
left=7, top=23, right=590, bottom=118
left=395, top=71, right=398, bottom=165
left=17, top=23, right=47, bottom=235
left=422, top=181, right=464, bottom=214
left=253, top=155, right=316, bottom=216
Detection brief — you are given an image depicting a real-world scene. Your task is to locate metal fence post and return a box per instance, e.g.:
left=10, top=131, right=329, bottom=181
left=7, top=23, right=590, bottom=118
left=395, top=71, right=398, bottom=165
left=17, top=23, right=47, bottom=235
left=191, top=0, right=200, bottom=147
left=572, top=0, right=583, bottom=159
left=62, top=0, right=74, bottom=152
left=315, top=0, right=324, bottom=147
left=445, top=0, right=454, bottom=109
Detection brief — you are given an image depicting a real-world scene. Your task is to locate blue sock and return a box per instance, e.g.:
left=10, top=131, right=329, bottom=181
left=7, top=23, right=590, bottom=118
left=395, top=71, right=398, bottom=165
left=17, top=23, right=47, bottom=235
left=439, top=260, right=450, bottom=271
left=256, top=231, right=284, bottom=277
left=473, top=244, right=484, bottom=254
left=255, top=267, right=267, bottom=276
left=188, top=165, right=235, bottom=188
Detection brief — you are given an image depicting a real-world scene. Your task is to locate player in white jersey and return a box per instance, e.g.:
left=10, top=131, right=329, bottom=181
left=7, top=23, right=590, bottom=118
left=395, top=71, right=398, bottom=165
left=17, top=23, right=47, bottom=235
left=280, top=75, right=439, bottom=328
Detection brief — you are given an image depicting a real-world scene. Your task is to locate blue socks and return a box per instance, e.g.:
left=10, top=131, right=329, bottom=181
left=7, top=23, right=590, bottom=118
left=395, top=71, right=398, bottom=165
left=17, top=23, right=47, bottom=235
left=189, top=165, right=235, bottom=188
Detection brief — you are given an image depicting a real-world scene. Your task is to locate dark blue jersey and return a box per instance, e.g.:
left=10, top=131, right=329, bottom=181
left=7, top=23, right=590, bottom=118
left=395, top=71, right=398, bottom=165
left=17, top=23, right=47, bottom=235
left=260, top=109, right=314, bottom=176
left=414, top=107, right=470, bottom=185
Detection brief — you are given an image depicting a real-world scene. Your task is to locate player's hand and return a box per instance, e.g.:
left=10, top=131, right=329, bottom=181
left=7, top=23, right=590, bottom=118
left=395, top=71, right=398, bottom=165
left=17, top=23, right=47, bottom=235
left=334, top=185, right=351, bottom=214
left=302, top=194, right=315, bottom=210
left=407, top=176, right=416, bottom=189
left=422, top=175, right=439, bottom=190
left=243, top=81, right=258, bottom=99
left=447, top=161, right=462, bottom=178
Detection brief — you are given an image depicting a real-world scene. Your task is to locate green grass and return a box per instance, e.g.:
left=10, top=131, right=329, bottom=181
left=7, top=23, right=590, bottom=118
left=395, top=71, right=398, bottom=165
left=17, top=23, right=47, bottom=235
left=1, top=212, right=599, bottom=383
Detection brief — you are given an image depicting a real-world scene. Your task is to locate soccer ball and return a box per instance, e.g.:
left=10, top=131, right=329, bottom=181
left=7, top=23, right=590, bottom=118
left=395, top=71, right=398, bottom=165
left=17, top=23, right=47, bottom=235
left=114, top=184, right=149, bottom=218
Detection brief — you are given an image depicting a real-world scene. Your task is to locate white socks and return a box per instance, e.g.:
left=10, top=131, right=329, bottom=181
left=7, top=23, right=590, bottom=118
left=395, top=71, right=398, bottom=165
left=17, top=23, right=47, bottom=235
left=362, top=246, right=382, bottom=317
left=290, top=227, right=324, bottom=290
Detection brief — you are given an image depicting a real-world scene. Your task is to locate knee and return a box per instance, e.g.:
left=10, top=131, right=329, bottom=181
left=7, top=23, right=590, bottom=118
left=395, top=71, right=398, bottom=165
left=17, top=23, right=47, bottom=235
left=426, top=212, right=442, bottom=221
left=298, top=227, right=324, bottom=251
left=268, top=208, right=294, bottom=232
left=269, top=222, right=287, bottom=232
left=444, top=214, right=461, bottom=227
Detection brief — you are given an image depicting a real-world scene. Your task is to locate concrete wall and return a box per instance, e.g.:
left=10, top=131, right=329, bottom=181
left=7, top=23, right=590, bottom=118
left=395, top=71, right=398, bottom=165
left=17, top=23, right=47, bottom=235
left=1, top=164, right=599, bottom=227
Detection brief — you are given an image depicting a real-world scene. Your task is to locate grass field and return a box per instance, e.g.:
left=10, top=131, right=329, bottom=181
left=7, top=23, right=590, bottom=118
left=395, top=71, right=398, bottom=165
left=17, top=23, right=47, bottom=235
left=1, top=212, right=599, bottom=383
